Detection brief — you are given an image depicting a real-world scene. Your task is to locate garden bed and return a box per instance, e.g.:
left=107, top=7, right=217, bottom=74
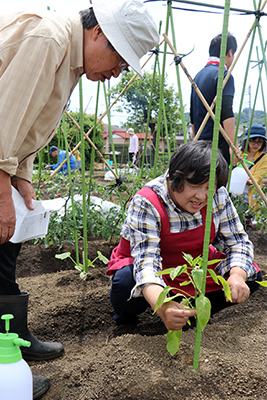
left=16, top=228, right=267, bottom=400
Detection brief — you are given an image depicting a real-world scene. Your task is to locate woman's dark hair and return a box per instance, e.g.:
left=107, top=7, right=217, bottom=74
left=79, top=8, right=115, bottom=51
left=169, top=141, right=228, bottom=192
left=241, top=139, right=267, bottom=153
left=209, top=32, right=237, bottom=57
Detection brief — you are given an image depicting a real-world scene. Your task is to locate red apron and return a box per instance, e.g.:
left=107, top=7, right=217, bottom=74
left=107, top=187, right=256, bottom=297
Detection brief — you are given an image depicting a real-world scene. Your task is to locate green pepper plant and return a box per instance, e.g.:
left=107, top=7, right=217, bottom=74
left=155, top=252, right=267, bottom=359
left=154, top=253, right=232, bottom=357
left=55, top=250, right=108, bottom=280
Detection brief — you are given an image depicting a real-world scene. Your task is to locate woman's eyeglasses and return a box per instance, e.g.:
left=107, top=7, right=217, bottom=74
left=249, top=138, right=264, bottom=145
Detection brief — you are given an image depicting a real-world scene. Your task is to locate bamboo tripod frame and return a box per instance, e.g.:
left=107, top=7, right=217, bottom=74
left=45, top=39, right=165, bottom=182
left=163, top=31, right=267, bottom=207
left=45, top=1, right=267, bottom=208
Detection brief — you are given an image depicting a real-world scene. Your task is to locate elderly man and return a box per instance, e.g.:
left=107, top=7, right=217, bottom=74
left=0, top=0, right=159, bottom=397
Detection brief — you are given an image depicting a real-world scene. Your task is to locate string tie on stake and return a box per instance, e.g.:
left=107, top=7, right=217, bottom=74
left=172, top=46, right=194, bottom=66
left=106, top=177, right=126, bottom=194
left=151, top=48, right=159, bottom=56
left=255, top=10, right=264, bottom=20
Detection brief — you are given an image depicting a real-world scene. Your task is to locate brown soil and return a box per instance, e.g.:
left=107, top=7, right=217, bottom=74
left=16, top=229, right=267, bottom=400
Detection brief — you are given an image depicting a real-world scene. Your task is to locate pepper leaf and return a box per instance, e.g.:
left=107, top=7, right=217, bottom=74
left=217, top=276, right=232, bottom=302
left=55, top=252, right=70, bottom=260
left=192, top=269, right=204, bottom=293
left=153, top=286, right=172, bottom=313
left=195, top=294, right=211, bottom=331
left=207, top=268, right=219, bottom=284
left=97, top=251, right=109, bottom=264
left=166, top=330, right=183, bottom=356
left=256, top=280, right=267, bottom=287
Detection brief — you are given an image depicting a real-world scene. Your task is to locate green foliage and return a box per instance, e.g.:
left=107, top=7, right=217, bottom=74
left=154, top=253, right=231, bottom=356
left=166, top=330, right=182, bottom=356
left=37, top=111, right=104, bottom=170
left=88, top=204, right=123, bottom=242
left=231, top=185, right=267, bottom=233
left=235, top=108, right=266, bottom=127
left=251, top=185, right=267, bottom=233
left=108, top=70, right=182, bottom=139
left=55, top=250, right=108, bottom=280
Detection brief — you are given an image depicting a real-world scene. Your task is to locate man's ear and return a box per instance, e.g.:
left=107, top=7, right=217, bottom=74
left=92, top=24, right=103, bottom=41
left=226, top=48, right=233, bottom=58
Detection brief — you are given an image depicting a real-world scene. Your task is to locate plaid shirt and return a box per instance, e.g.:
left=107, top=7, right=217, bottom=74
left=121, top=172, right=256, bottom=296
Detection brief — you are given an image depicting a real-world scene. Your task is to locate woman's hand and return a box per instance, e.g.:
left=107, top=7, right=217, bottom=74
left=142, top=283, right=197, bottom=331
left=226, top=267, right=250, bottom=303
left=157, top=300, right=197, bottom=331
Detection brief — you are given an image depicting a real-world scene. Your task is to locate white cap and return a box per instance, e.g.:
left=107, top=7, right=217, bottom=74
left=91, top=0, right=160, bottom=78
left=127, top=128, right=135, bottom=134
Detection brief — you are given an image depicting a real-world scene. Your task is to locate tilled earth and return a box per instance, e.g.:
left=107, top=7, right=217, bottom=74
left=16, top=229, right=267, bottom=400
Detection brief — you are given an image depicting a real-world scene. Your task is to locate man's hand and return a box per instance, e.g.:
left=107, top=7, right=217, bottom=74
left=226, top=267, right=250, bottom=303
left=12, top=179, right=36, bottom=211
left=0, top=170, right=16, bottom=243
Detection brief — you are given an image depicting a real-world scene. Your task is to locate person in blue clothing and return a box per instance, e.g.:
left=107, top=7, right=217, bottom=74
left=46, top=146, right=77, bottom=174
left=190, top=32, right=237, bottom=164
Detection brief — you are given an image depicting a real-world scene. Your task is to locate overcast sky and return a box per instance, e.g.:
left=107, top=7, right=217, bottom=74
left=1, top=0, right=266, bottom=127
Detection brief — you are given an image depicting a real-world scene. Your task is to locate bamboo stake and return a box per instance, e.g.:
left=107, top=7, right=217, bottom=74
left=44, top=40, right=165, bottom=182
left=193, top=3, right=266, bottom=141
left=171, top=0, right=267, bottom=15
left=163, top=33, right=267, bottom=207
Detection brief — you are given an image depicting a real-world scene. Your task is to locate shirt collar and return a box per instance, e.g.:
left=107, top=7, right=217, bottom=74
left=206, top=56, right=227, bottom=70
left=70, top=16, right=84, bottom=73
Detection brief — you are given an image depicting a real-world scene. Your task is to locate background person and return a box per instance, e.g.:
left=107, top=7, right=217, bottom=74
left=239, top=124, right=267, bottom=227
left=190, top=32, right=238, bottom=164
left=45, top=146, right=77, bottom=174
left=73, top=147, right=82, bottom=169
left=128, top=127, right=139, bottom=164
left=106, top=141, right=262, bottom=342
left=0, top=0, right=160, bottom=397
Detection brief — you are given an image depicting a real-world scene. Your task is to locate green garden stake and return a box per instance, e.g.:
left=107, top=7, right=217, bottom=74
left=193, top=0, right=231, bottom=370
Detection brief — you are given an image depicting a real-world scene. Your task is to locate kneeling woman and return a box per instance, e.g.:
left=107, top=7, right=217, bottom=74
left=106, top=141, right=262, bottom=341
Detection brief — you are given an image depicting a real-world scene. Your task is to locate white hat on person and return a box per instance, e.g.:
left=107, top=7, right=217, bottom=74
left=91, top=0, right=160, bottom=78
left=127, top=128, right=135, bottom=135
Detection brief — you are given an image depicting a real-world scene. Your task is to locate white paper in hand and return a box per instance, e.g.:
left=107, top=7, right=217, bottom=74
left=10, top=187, right=65, bottom=243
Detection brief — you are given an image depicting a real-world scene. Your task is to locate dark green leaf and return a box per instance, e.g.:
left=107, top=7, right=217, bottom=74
left=154, top=287, right=172, bottom=313
left=217, top=276, right=232, bottom=302
left=170, top=265, right=187, bottom=280
left=195, top=295, right=211, bottom=332
left=166, top=330, right=183, bottom=356
left=192, top=269, right=204, bottom=293
left=207, top=268, right=219, bottom=284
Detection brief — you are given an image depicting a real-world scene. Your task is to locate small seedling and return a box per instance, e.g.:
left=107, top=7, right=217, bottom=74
left=55, top=251, right=108, bottom=280
left=154, top=253, right=232, bottom=357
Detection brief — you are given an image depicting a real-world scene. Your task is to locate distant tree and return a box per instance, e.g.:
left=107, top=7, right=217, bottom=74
left=108, top=70, right=182, bottom=155
left=235, top=108, right=266, bottom=127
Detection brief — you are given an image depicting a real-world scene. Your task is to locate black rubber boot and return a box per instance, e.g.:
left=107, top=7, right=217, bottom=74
left=0, top=292, right=64, bottom=361
left=33, top=375, right=50, bottom=399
